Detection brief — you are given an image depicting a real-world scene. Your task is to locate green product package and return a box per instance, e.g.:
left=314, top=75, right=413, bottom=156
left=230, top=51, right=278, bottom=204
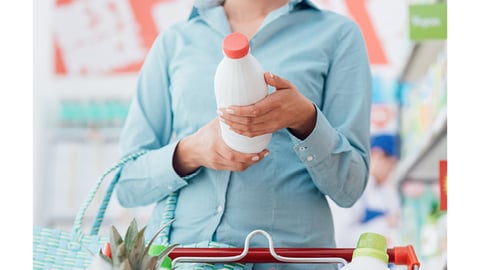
left=148, top=245, right=173, bottom=269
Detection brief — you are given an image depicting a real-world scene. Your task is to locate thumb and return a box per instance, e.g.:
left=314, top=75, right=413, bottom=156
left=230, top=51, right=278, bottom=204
left=264, top=72, right=292, bottom=90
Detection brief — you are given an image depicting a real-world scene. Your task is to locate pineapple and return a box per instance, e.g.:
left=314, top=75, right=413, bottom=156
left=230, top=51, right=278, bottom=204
left=88, top=219, right=177, bottom=270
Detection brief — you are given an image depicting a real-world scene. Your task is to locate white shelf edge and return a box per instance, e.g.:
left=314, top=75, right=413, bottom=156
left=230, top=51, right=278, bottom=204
left=388, top=107, right=447, bottom=184
left=48, top=126, right=123, bottom=143
left=399, top=41, right=446, bottom=83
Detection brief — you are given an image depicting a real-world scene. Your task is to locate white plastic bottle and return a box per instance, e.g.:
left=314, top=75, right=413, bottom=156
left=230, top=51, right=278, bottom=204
left=340, top=232, right=390, bottom=270
left=214, top=32, right=272, bottom=154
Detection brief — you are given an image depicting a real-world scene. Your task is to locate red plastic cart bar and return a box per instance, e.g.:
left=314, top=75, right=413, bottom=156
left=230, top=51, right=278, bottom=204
left=168, top=230, right=420, bottom=270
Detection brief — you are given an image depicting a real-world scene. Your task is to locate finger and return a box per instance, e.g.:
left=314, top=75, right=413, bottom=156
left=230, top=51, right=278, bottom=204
left=217, top=111, right=270, bottom=134
left=232, top=149, right=268, bottom=164
left=219, top=111, right=265, bottom=128
left=264, top=72, right=292, bottom=90
left=219, top=102, right=272, bottom=118
left=218, top=108, right=280, bottom=137
left=221, top=147, right=269, bottom=164
left=225, top=120, right=274, bottom=138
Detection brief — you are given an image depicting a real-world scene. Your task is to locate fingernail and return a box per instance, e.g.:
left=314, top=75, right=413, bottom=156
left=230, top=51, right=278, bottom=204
left=216, top=109, right=223, bottom=116
left=269, top=72, right=275, bottom=79
left=226, top=108, right=234, bottom=114
left=251, top=155, right=260, bottom=161
left=264, top=151, right=270, bottom=157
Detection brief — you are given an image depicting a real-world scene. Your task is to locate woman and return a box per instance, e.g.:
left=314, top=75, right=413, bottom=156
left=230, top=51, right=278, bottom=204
left=116, top=0, right=372, bottom=269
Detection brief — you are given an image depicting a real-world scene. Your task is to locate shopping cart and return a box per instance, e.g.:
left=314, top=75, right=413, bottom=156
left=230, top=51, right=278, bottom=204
left=167, top=230, right=420, bottom=270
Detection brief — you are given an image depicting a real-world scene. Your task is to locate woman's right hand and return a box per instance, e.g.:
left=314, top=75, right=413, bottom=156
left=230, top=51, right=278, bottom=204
left=173, top=118, right=269, bottom=176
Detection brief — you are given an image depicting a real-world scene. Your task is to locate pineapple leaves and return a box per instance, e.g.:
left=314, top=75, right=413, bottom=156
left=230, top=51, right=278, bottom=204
left=110, top=225, right=124, bottom=267
left=113, top=242, right=126, bottom=268
left=156, top=244, right=179, bottom=265
left=119, top=259, right=133, bottom=270
left=124, top=219, right=139, bottom=252
left=98, top=249, right=112, bottom=263
left=141, top=255, right=158, bottom=270
left=157, top=244, right=179, bottom=259
left=140, top=244, right=178, bottom=270
left=128, top=227, right=147, bottom=269
left=144, top=219, right=175, bottom=257
left=104, top=218, right=176, bottom=270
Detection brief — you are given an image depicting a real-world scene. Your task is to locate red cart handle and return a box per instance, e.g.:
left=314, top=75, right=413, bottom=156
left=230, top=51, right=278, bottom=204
left=391, top=245, right=421, bottom=270
left=168, top=230, right=420, bottom=270
left=169, top=247, right=419, bottom=270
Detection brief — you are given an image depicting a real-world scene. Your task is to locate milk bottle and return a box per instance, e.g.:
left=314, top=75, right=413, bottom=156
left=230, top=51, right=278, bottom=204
left=214, top=32, right=271, bottom=153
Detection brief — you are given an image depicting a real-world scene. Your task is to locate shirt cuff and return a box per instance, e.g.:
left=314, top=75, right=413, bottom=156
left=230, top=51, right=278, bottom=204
left=290, top=104, right=338, bottom=165
left=145, top=141, right=194, bottom=192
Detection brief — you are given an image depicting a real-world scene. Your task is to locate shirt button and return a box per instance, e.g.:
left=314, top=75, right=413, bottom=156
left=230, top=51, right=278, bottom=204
left=167, top=185, right=173, bottom=190
left=217, top=206, right=224, bottom=213
left=299, top=146, right=306, bottom=151
left=307, top=155, right=314, bottom=161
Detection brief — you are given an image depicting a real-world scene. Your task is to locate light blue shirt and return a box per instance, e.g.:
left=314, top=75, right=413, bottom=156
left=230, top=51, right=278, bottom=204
left=116, top=1, right=371, bottom=269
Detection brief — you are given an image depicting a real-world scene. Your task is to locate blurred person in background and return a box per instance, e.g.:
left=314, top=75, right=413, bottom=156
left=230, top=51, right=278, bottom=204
left=330, top=134, right=401, bottom=248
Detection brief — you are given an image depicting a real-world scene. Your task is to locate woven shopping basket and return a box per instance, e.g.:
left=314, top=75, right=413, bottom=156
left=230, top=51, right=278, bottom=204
left=33, top=150, right=148, bottom=270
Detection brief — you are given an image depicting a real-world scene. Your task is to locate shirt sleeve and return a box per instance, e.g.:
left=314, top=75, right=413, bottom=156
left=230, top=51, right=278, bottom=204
left=115, top=33, right=190, bottom=208
left=291, top=21, right=372, bottom=208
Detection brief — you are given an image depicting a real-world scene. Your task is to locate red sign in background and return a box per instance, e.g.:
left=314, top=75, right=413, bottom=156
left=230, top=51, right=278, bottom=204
left=54, top=0, right=171, bottom=75
left=439, top=160, right=447, bottom=211
left=344, top=0, right=388, bottom=65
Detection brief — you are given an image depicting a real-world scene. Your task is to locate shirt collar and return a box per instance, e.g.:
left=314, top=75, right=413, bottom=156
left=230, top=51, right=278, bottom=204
left=188, top=0, right=319, bottom=20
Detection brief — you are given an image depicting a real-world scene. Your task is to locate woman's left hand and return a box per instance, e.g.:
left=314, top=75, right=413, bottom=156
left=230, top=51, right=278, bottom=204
left=217, top=72, right=317, bottom=140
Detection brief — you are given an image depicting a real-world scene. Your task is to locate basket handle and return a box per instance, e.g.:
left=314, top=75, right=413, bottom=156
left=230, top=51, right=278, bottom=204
left=72, top=150, right=149, bottom=239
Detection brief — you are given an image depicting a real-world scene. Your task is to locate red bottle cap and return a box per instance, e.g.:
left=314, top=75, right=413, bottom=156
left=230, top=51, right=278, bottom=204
left=223, top=32, right=249, bottom=59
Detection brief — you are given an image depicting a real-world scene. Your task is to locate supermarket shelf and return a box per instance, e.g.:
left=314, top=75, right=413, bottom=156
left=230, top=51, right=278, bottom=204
left=421, top=252, right=447, bottom=270
left=48, top=126, right=123, bottom=143
left=399, top=41, right=446, bottom=83
left=393, top=25, right=447, bottom=184
left=389, top=108, right=447, bottom=184
left=400, top=0, right=446, bottom=83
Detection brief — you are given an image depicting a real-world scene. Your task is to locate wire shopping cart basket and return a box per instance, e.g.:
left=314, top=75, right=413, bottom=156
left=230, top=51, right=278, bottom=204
left=167, top=230, right=420, bottom=270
